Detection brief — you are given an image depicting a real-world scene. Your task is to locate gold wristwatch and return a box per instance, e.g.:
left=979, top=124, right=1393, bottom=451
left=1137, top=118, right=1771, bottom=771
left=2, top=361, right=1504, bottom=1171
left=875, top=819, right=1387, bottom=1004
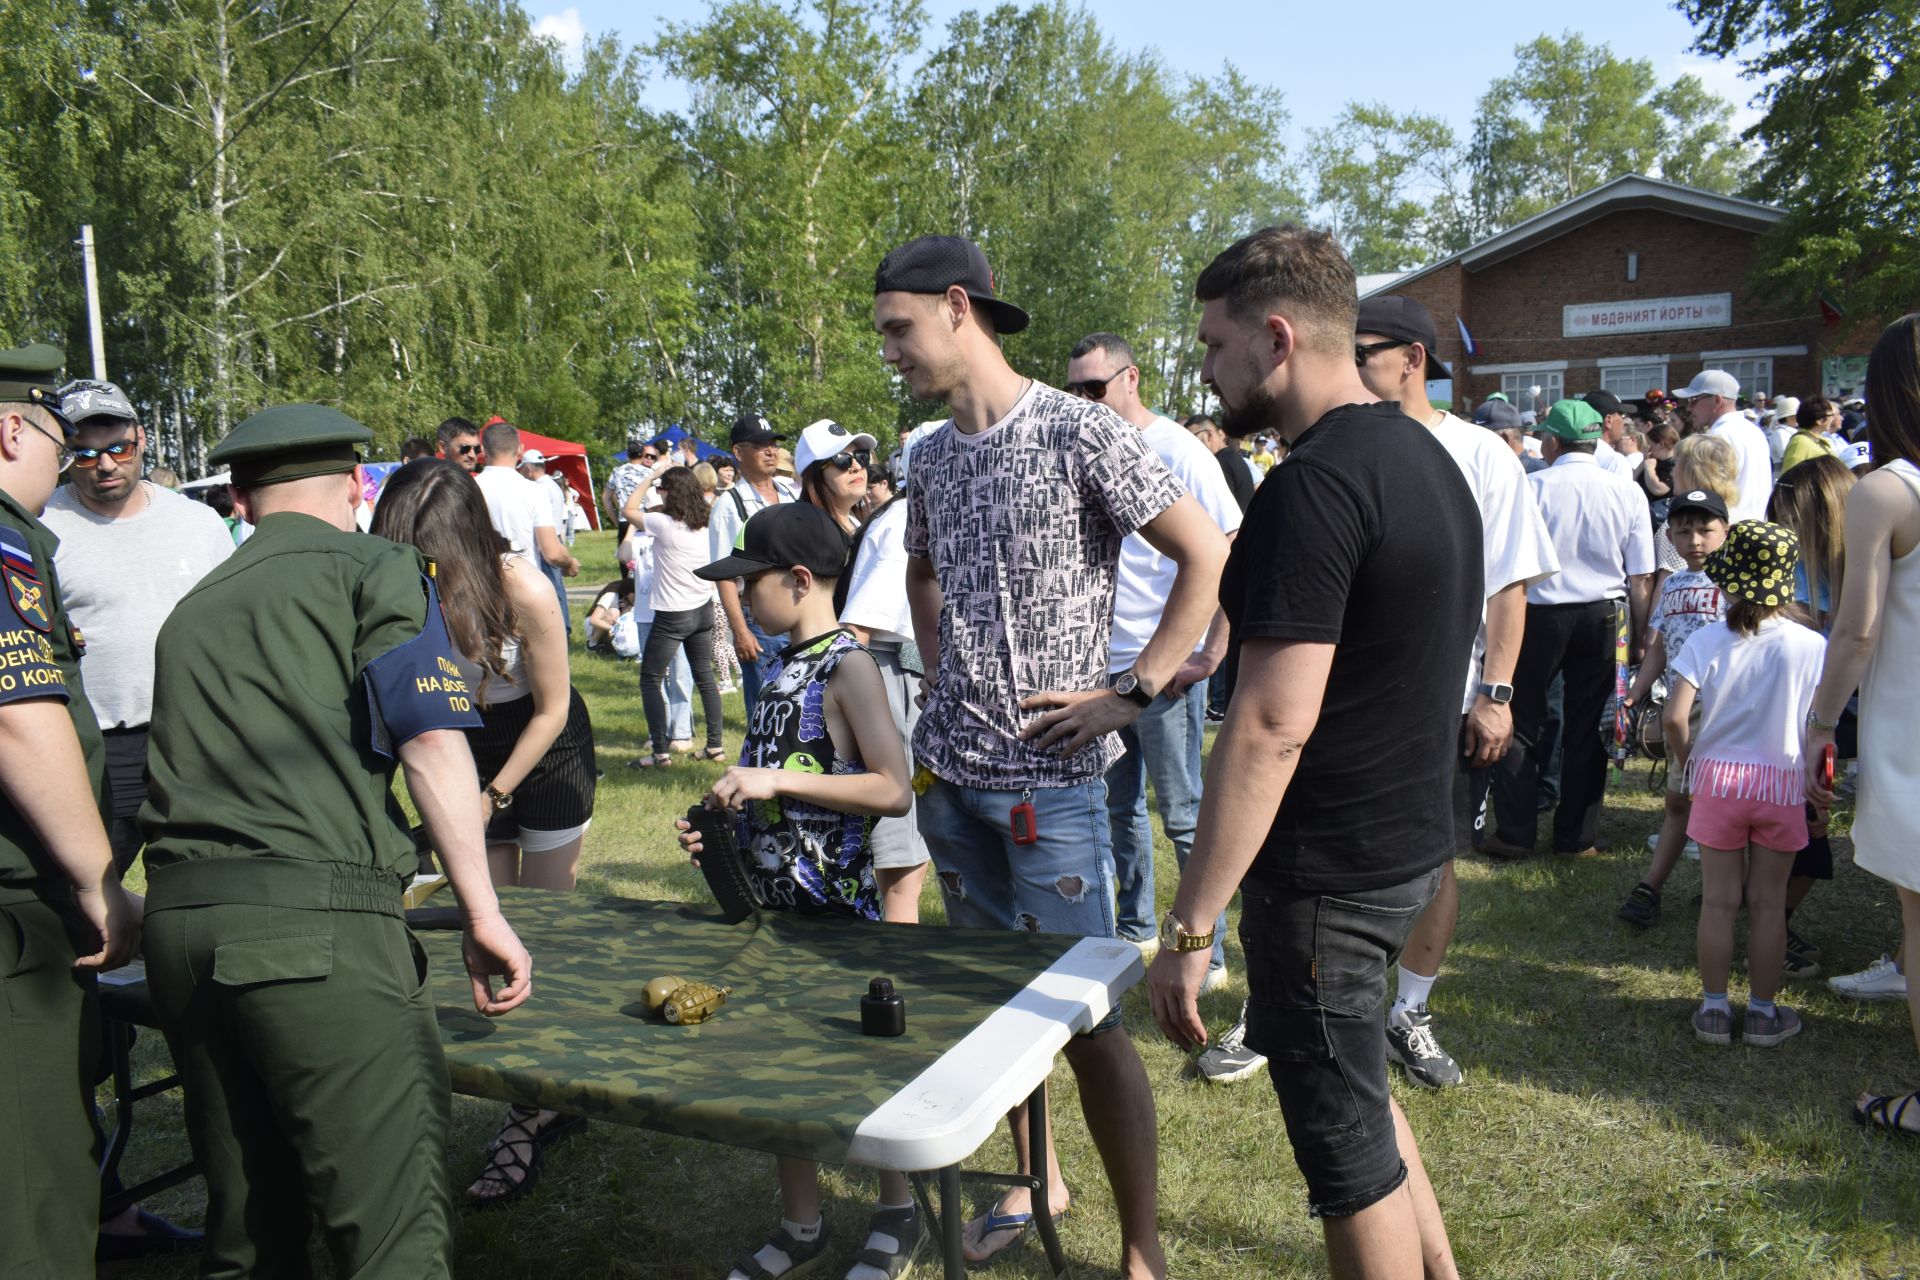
left=1159, top=910, right=1215, bottom=953
left=485, top=783, right=514, bottom=812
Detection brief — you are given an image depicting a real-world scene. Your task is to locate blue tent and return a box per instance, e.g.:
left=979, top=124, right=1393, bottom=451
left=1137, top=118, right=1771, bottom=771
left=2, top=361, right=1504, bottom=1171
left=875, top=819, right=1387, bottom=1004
left=614, top=425, right=733, bottom=464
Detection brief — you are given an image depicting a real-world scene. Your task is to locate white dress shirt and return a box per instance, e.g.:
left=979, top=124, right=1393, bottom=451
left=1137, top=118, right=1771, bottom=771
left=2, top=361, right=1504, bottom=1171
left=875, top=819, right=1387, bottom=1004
left=1709, top=410, right=1775, bottom=524
left=1594, top=437, right=1637, bottom=480
left=1526, top=452, right=1656, bottom=605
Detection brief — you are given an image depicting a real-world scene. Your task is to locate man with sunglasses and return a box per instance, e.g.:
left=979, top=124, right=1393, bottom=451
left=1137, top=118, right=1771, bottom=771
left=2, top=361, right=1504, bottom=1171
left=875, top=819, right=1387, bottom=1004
left=43, top=379, right=233, bottom=879
left=603, top=424, right=663, bottom=541
left=434, top=416, right=483, bottom=476
left=1674, top=369, right=1771, bottom=523
left=0, top=345, right=146, bottom=1279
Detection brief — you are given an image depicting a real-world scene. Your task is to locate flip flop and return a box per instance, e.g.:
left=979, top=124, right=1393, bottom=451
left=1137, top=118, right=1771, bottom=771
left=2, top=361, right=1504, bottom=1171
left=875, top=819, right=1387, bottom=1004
left=962, top=1201, right=1067, bottom=1266
left=1854, top=1091, right=1920, bottom=1138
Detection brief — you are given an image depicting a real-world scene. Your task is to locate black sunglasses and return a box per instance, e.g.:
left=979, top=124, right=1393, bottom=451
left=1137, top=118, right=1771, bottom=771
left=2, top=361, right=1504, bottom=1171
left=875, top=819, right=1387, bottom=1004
left=1065, top=366, right=1134, bottom=399
left=1354, top=339, right=1408, bottom=366
left=823, top=450, right=871, bottom=472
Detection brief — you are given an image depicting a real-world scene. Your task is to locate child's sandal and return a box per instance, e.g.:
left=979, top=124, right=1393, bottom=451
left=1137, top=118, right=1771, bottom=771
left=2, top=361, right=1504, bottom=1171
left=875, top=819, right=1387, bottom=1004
left=730, top=1223, right=831, bottom=1279
left=847, top=1205, right=925, bottom=1279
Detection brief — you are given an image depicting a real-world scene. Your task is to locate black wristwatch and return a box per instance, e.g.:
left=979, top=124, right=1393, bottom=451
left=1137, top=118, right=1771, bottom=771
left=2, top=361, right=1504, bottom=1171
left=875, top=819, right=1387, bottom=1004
left=1478, top=682, right=1514, bottom=705
left=1112, top=669, right=1154, bottom=709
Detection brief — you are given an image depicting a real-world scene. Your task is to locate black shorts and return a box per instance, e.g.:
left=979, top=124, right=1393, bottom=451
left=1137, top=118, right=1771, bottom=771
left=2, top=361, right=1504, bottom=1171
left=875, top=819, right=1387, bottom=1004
left=1240, top=867, right=1442, bottom=1219
left=465, top=687, right=597, bottom=842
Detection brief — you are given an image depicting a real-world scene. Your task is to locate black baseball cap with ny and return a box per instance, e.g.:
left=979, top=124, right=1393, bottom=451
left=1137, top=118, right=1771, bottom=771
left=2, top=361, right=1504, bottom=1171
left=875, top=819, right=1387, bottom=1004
left=874, top=236, right=1030, bottom=335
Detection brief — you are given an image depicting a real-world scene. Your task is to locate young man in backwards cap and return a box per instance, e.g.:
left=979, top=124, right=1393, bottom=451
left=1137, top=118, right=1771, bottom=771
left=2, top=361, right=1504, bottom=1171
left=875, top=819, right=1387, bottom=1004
left=138, top=404, right=534, bottom=1276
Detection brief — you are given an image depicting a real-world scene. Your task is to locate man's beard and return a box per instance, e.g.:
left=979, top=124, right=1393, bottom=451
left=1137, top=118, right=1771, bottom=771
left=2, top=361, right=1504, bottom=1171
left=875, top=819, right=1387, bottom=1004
left=1218, top=380, right=1283, bottom=440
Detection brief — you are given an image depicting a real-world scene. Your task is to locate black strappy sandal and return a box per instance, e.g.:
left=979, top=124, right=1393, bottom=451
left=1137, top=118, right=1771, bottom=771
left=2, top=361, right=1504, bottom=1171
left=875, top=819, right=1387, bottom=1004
left=1855, top=1090, right=1920, bottom=1138
left=731, top=1222, right=831, bottom=1279
left=464, top=1106, right=586, bottom=1211
left=847, top=1205, right=925, bottom=1279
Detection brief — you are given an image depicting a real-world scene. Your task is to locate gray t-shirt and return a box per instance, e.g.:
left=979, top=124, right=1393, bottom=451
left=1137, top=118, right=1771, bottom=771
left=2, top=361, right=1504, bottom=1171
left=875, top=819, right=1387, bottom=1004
left=905, top=382, right=1182, bottom=790
left=42, top=481, right=234, bottom=728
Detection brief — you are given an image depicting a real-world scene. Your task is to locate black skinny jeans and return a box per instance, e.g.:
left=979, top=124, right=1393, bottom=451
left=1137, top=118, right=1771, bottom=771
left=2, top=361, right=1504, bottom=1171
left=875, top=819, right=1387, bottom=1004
left=641, top=605, right=724, bottom=752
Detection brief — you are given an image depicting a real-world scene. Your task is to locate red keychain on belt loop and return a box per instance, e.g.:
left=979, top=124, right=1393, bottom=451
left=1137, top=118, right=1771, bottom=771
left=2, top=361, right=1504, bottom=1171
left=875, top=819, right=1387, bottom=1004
left=1010, top=789, right=1038, bottom=846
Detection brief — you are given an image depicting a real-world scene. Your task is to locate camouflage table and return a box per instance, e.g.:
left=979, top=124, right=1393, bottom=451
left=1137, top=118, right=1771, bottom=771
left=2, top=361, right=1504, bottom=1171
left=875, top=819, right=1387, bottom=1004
left=101, top=889, right=1144, bottom=1278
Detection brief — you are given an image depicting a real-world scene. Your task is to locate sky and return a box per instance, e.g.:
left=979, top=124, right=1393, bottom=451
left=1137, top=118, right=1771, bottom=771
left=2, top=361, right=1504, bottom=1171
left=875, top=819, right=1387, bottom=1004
left=524, top=0, right=1768, bottom=149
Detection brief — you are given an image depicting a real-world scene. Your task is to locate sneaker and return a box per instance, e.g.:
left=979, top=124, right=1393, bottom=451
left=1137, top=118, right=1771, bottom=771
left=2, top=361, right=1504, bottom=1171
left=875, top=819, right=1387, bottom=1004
left=1617, top=882, right=1661, bottom=928
left=1692, top=1005, right=1733, bottom=1045
left=1830, top=955, right=1908, bottom=1002
left=1786, top=929, right=1822, bottom=962
left=1126, top=936, right=1160, bottom=962
left=1743, top=1005, right=1803, bottom=1047
left=1195, top=1004, right=1267, bottom=1084
left=1781, top=948, right=1821, bottom=981
left=1644, top=833, right=1701, bottom=858
left=1204, top=706, right=1226, bottom=724
left=1199, top=965, right=1229, bottom=995
left=1386, top=1006, right=1464, bottom=1088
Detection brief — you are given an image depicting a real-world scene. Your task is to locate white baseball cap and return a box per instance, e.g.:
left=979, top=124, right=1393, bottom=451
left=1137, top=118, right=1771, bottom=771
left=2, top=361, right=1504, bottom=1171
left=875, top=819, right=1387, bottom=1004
left=520, top=449, right=548, bottom=466
left=794, top=419, right=877, bottom=475
left=1674, top=369, right=1740, bottom=400
left=1843, top=439, right=1873, bottom=469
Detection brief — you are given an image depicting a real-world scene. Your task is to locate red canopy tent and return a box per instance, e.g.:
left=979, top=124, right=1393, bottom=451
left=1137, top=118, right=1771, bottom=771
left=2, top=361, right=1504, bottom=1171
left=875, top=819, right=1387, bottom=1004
left=508, top=428, right=599, bottom=531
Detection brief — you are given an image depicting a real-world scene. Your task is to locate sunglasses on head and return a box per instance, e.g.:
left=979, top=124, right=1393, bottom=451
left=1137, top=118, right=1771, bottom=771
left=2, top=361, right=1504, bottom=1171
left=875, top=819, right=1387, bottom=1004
left=70, top=437, right=139, bottom=469
left=1065, top=366, right=1134, bottom=400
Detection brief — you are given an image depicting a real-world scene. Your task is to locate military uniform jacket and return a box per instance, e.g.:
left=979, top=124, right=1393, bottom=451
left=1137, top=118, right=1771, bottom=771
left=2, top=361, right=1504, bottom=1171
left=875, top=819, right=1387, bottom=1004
left=139, top=512, right=480, bottom=911
left=0, top=487, right=105, bottom=904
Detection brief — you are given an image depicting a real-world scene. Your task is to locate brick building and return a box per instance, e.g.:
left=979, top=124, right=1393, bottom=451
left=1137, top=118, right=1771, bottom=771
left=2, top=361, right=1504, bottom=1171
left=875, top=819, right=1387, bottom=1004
left=1357, top=174, right=1872, bottom=414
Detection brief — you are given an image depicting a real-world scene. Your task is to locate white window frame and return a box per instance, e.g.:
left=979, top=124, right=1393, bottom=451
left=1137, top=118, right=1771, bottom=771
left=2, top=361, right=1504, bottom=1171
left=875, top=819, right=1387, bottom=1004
left=1500, top=369, right=1565, bottom=417
left=1599, top=362, right=1669, bottom=400
left=1702, top=356, right=1773, bottom=400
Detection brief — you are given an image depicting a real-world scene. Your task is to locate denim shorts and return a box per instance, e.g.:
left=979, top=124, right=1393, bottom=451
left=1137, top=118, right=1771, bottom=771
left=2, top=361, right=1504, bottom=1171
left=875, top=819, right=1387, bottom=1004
left=916, top=775, right=1122, bottom=1033
left=1240, top=867, right=1442, bottom=1218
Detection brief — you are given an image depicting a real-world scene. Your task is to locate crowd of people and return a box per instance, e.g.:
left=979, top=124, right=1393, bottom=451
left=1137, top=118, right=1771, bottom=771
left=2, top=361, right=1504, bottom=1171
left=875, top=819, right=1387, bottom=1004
left=1, top=220, right=1916, bottom=1280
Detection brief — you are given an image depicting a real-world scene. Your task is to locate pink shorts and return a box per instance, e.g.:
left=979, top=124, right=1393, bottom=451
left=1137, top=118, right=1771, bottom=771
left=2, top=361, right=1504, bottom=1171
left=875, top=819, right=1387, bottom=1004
left=1687, top=793, right=1808, bottom=852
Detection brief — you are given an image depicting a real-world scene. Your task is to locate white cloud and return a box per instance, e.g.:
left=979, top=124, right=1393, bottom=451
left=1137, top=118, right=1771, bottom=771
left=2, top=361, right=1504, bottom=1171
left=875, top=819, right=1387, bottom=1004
left=532, top=7, right=588, bottom=75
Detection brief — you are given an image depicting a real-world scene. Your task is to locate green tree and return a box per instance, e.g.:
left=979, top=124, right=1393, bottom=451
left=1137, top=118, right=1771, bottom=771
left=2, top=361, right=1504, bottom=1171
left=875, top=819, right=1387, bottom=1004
left=1308, top=103, right=1460, bottom=274
left=1681, top=0, right=1920, bottom=326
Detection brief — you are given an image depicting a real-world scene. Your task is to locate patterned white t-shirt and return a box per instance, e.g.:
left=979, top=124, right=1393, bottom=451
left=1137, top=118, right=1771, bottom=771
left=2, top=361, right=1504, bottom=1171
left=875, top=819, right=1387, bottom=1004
left=1650, top=568, right=1727, bottom=669
left=905, top=382, right=1183, bottom=790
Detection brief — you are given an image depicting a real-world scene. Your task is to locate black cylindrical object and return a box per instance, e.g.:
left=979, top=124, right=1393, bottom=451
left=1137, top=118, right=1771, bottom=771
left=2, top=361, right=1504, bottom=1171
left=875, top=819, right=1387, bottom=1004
left=860, top=976, right=906, bottom=1037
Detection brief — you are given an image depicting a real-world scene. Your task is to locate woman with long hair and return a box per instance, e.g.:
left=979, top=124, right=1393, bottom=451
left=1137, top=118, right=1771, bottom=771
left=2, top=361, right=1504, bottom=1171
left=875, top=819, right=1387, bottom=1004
left=371, top=458, right=596, bottom=1205
left=1806, top=315, right=1920, bottom=1136
left=1770, top=455, right=1855, bottom=634
left=794, top=418, right=877, bottom=536
left=624, top=462, right=726, bottom=765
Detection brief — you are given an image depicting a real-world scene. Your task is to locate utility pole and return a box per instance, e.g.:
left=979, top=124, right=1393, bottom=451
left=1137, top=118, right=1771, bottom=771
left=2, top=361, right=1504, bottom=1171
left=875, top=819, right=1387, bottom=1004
left=77, top=225, right=107, bottom=380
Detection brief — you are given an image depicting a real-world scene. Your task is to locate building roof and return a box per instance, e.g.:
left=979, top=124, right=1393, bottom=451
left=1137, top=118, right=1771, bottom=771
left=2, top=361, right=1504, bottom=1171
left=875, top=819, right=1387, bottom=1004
left=1359, top=174, right=1785, bottom=299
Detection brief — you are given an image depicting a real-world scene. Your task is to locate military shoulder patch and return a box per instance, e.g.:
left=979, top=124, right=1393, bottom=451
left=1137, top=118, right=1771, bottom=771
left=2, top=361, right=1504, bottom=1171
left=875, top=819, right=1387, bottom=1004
left=5, top=562, right=50, bottom=632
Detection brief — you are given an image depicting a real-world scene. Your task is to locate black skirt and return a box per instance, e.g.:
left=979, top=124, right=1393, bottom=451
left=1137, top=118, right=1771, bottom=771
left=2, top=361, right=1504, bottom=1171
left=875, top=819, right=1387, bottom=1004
left=465, top=686, right=597, bottom=839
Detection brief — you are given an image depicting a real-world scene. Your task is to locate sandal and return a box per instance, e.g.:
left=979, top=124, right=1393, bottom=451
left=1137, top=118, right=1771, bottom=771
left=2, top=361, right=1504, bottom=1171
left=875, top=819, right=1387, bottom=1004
left=464, top=1106, right=586, bottom=1211
left=629, top=753, right=674, bottom=769
left=699, top=746, right=729, bottom=762
left=730, top=1222, right=832, bottom=1279
left=1854, top=1090, right=1920, bottom=1138
left=961, top=1197, right=1068, bottom=1265
left=848, top=1205, right=925, bottom=1279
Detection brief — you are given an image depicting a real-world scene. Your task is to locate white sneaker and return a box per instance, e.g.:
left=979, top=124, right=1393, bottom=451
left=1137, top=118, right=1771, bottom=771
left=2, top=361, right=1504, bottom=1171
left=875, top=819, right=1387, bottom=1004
left=1128, top=936, right=1160, bottom=962
left=1829, top=955, right=1908, bottom=1002
left=1200, top=965, right=1229, bottom=994
left=1644, top=832, right=1701, bottom=860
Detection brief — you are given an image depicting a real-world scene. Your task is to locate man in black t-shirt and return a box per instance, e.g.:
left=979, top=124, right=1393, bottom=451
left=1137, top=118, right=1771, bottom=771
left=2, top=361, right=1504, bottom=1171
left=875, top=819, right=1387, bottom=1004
left=1148, top=225, right=1480, bottom=1278
left=1182, top=413, right=1255, bottom=513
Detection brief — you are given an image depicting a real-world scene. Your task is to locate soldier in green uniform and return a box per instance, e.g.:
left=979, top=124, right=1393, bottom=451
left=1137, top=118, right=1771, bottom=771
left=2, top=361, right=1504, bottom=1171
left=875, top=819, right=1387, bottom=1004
left=0, top=344, right=144, bottom=1280
left=139, top=404, right=535, bottom=1278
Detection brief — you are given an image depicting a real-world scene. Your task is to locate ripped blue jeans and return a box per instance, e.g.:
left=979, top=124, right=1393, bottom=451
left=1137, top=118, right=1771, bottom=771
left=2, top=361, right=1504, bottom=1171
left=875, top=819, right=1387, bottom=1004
left=917, top=776, right=1117, bottom=940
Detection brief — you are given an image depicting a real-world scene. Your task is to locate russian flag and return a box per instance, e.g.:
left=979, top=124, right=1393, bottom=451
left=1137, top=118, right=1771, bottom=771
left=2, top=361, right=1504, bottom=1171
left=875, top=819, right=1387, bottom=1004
left=1456, top=315, right=1480, bottom=358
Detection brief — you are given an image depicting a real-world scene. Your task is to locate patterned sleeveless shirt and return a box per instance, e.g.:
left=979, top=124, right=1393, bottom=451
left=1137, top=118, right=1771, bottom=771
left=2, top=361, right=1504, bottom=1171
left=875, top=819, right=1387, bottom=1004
left=734, top=629, right=879, bottom=920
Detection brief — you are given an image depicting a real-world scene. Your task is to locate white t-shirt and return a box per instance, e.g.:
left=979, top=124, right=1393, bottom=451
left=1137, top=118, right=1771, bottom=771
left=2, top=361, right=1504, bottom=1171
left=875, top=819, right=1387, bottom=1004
left=1109, top=416, right=1243, bottom=672
left=42, top=482, right=234, bottom=728
left=1708, top=411, right=1775, bottom=525
left=1428, top=413, right=1560, bottom=711
left=473, top=465, right=555, bottom=564
left=644, top=511, right=717, bottom=613
left=1595, top=437, right=1637, bottom=480
left=1648, top=568, right=1726, bottom=665
left=839, top=497, right=914, bottom=645
left=1670, top=616, right=1826, bottom=804
left=1527, top=454, right=1657, bottom=604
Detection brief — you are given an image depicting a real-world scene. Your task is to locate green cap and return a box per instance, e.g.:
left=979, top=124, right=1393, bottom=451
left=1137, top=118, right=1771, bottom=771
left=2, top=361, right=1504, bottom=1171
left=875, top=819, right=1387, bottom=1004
left=0, top=343, right=74, bottom=433
left=1539, top=398, right=1603, bottom=441
left=209, top=404, right=372, bottom=488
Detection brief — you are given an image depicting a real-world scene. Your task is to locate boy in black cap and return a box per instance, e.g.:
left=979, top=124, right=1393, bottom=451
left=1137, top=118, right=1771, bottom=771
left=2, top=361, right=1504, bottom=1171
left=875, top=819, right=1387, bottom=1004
left=711, top=412, right=799, bottom=716
left=1617, top=488, right=1730, bottom=927
left=677, top=502, right=920, bottom=1280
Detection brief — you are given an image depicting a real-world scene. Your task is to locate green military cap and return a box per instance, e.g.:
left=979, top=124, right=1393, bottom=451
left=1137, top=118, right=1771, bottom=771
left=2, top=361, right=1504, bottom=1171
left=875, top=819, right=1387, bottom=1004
left=0, top=343, right=75, bottom=434
left=1539, top=398, right=1604, bottom=441
left=210, top=403, right=373, bottom=488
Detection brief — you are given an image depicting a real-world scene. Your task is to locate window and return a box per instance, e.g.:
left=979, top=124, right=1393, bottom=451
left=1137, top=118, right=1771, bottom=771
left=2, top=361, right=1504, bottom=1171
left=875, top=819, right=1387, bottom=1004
left=1703, top=357, right=1773, bottom=400
left=1500, top=370, right=1564, bottom=417
left=1600, top=363, right=1669, bottom=399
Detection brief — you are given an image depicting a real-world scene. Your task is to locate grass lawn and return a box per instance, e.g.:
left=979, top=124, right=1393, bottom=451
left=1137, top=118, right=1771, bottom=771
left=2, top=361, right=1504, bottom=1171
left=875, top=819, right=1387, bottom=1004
left=110, top=532, right=1920, bottom=1278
